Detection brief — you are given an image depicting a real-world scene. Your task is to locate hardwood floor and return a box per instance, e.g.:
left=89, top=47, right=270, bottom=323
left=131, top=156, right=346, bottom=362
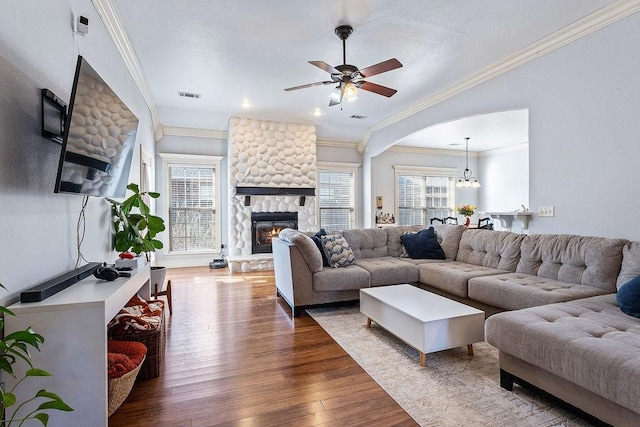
left=109, top=267, right=417, bottom=426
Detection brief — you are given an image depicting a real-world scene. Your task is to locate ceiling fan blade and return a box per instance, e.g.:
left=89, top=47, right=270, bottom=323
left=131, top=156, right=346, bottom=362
left=358, top=81, right=398, bottom=97
left=358, top=58, right=403, bottom=78
left=309, top=61, right=340, bottom=75
left=284, top=81, right=334, bottom=91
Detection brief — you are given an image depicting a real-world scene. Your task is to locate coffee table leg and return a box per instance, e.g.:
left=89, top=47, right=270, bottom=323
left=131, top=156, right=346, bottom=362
left=467, top=344, right=474, bottom=356
left=419, top=351, right=426, bottom=367
left=366, top=318, right=372, bottom=328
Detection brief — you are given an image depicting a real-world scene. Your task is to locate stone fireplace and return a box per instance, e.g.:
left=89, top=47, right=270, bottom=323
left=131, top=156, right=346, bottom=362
left=227, top=117, right=317, bottom=272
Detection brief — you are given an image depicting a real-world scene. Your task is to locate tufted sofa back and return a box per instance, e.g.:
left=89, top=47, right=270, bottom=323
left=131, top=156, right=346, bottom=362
left=456, top=229, right=525, bottom=271
left=516, top=234, right=627, bottom=292
left=342, top=228, right=389, bottom=259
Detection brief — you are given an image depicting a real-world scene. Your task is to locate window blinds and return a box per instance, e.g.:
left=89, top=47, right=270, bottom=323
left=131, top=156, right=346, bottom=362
left=168, top=165, right=216, bottom=251
left=319, top=170, right=355, bottom=232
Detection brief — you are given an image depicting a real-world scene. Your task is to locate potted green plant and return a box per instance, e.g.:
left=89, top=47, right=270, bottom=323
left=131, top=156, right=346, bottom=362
left=0, top=285, right=73, bottom=425
left=107, top=183, right=167, bottom=291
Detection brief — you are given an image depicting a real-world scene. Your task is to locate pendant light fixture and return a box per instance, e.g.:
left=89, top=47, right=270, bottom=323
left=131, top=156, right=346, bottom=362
left=456, top=137, right=481, bottom=188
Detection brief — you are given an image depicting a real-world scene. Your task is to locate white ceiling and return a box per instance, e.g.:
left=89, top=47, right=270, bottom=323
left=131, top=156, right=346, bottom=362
left=112, top=0, right=614, bottom=149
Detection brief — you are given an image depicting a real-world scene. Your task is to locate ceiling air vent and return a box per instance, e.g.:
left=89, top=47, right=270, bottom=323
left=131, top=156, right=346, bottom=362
left=178, top=91, right=201, bottom=99
left=350, top=114, right=368, bottom=120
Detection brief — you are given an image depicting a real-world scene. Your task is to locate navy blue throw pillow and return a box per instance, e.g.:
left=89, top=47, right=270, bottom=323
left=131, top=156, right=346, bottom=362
left=312, top=229, right=330, bottom=267
left=400, top=227, right=445, bottom=260
left=617, top=275, right=640, bottom=318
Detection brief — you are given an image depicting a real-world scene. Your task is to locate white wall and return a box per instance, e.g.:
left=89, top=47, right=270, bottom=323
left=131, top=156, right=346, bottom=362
left=363, top=12, right=640, bottom=240
left=0, top=0, right=154, bottom=304
left=478, top=144, right=529, bottom=212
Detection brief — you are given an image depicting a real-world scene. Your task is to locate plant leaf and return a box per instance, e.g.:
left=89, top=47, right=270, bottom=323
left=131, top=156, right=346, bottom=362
left=3, top=391, right=16, bottom=407
left=148, top=192, right=160, bottom=198
left=27, top=368, right=53, bottom=377
left=0, top=305, right=15, bottom=316
left=147, top=216, right=165, bottom=232
left=151, top=239, right=164, bottom=249
left=127, top=183, right=140, bottom=193
left=34, top=412, right=49, bottom=425
left=37, top=400, right=74, bottom=412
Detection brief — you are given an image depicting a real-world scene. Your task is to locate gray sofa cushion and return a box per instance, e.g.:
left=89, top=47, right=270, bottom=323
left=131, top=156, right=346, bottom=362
left=312, top=265, right=371, bottom=292
left=468, top=273, right=610, bottom=310
left=456, top=229, right=525, bottom=270
left=355, top=257, right=419, bottom=286
left=342, top=228, right=389, bottom=259
left=617, top=241, right=640, bottom=289
left=278, top=229, right=323, bottom=273
left=486, top=294, right=640, bottom=415
left=516, top=234, right=627, bottom=293
left=418, top=261, right=505, bottom=297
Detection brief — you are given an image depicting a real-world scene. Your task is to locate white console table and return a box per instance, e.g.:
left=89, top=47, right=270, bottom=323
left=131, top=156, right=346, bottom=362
left=5, top=264, right=150, bottom=427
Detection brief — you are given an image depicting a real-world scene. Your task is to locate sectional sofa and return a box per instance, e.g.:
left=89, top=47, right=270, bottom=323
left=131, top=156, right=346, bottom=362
left=272, top=225, right=640, bottom=426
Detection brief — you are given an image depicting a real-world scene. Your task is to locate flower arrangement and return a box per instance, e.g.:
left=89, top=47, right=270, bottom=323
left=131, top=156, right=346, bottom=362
left=457, top=204, right=476, bottom=217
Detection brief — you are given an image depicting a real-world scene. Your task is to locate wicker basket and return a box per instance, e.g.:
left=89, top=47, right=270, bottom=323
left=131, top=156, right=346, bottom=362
left=109, top=309, right=166, bottom=380
left=108, top=354, right=145, bottom=416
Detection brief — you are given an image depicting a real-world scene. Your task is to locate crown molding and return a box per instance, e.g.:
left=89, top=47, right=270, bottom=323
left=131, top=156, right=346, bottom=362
left=316, top=138, right=359, bottom=149
left=162, top=126, right=228, bottom=139
left=388, top=145, right=475, bottom=157
left=92, top=0, right=162, bottom=140
left=359, top=0, right=640, bottom=154
left=357, top=128, right=374, bottom=154
left=478, top=142, right=529, bottom=157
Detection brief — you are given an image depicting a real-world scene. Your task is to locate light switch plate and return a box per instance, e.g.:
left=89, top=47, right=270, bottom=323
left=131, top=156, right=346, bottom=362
left=538, top=206, right=554, bottom=217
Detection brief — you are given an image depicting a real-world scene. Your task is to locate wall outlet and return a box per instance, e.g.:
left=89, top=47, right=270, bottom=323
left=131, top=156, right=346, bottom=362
left=538, top=206, right=554, bottom=217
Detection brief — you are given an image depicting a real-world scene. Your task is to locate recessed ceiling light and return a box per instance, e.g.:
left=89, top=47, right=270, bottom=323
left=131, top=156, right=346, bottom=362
left=350, top=114, right=367, bottom=120
left=241, top=100, right=252, bottom=108
left=312, top=108, right=323, bottom=116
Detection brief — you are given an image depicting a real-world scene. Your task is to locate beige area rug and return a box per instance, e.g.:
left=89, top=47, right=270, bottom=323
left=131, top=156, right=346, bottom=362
left=307, top=306, right=595, bottom=427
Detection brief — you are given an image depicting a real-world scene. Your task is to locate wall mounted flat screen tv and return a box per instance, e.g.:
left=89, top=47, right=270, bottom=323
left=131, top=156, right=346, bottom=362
left=54, top=55, right=139, bottom=198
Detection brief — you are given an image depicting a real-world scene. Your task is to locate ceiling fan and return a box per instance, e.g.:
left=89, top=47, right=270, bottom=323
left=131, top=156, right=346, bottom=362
left=284, top=25, right=403, bottom=106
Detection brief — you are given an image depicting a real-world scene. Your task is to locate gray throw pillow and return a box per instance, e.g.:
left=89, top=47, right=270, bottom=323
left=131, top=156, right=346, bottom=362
left=321, top=233, right=356, bottom=268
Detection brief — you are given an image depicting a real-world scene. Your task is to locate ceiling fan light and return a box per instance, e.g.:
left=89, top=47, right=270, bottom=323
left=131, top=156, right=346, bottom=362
left=343, top=81, right=358, bottom=100
left=329, top=87, right=342, bottom=102
left=471, top=180, right=481, bottom=188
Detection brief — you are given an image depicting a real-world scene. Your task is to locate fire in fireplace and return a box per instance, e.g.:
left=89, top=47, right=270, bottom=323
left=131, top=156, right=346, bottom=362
left=251, top=212, right=298, bottom=254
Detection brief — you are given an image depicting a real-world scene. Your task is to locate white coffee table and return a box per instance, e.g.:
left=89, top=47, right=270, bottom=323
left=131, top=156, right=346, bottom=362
left=360, top=284, right=485, bottom=366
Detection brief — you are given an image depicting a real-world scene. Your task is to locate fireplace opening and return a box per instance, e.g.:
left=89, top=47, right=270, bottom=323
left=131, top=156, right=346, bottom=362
left=251, top=212, right=298, bottom=254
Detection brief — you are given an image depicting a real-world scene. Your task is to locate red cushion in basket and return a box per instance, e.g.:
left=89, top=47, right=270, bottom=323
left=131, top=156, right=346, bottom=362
left=108, top=340, right=147, bottom=379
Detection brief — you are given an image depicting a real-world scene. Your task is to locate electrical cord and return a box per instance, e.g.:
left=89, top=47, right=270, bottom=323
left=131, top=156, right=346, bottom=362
left=75, top=195, right=89, bottom=268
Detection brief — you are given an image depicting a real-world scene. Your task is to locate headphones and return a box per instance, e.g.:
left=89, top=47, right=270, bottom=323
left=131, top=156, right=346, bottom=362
left=93, top=265, right=131, bottom=281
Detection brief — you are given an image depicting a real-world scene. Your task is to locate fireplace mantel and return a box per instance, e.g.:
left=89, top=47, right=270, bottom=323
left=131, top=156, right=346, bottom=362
left=235, top=186, right=315, bottom=196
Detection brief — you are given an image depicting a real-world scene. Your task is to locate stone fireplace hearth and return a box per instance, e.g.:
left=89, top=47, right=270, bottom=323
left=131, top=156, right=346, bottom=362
left=227, top=117, right=317, bottom=272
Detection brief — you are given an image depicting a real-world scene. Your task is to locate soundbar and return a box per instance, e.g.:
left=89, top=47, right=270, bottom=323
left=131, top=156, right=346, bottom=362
left=20, top=262, right=101, bottom=303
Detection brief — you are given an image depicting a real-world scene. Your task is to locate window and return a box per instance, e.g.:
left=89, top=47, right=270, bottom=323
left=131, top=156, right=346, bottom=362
left=160, top=154, right=222, bottom=254
left=317, top=163, right=359, bottom=232
left=394, top=166, right=456, bottom=226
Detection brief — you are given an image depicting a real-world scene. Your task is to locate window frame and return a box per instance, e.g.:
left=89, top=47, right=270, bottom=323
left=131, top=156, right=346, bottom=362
left=159, top=153, right=223, bottom=256
left=316, top=161, right=360, bottom=232
left=393, top=165, right=457, bottom=226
